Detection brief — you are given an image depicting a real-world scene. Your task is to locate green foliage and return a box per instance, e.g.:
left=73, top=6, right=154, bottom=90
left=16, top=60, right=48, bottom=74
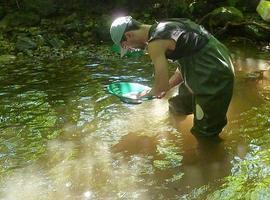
left=0, top=55, right=16, bottom=63
left=166, top=0, right=191, bottom=18
left=227, top=0, right=238, bottom=7
left=207, top=148, right=270, bottom=200
left=0, top=11, right=40, bottom=27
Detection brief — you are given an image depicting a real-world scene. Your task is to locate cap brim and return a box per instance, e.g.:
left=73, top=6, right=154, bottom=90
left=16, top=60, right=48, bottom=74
left=120, top=47, right=128, bottom=57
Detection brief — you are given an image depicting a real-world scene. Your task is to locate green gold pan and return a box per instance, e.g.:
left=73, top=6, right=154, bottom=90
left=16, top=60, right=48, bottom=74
left=107, top=82, right=154, bottom=104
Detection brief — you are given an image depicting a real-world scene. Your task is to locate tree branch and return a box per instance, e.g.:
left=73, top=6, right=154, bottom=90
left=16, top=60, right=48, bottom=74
left=16, top=0, right=20, bottom=9
left=217, top=21, right=270, bottom=35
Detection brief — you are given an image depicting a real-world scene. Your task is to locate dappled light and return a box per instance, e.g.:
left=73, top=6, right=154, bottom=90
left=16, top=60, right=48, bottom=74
left=1, top=0, right=270, bottom=198
left=0, top=42, right=269, bottom=199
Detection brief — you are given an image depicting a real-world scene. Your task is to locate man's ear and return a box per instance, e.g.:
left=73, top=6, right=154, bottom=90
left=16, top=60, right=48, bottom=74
left=125, top=31, right=133, bottom=39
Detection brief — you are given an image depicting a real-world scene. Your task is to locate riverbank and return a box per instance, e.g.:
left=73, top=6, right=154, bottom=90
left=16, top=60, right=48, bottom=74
left=0, top=1, right=269, bottom=64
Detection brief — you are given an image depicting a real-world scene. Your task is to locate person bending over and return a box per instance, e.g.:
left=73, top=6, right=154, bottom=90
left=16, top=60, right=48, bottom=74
left=110, top=16, right=234, bottom=137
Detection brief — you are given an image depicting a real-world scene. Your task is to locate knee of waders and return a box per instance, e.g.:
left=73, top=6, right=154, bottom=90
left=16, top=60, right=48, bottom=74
left=191, top=117, right=227, bottom=137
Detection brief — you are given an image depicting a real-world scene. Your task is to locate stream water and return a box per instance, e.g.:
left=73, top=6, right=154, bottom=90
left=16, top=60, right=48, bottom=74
left=0, top=41, right=269, bottom=199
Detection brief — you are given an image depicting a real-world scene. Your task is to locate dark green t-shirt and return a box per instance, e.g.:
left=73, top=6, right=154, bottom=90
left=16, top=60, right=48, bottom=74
left=148, top=18, right=210, bottom=60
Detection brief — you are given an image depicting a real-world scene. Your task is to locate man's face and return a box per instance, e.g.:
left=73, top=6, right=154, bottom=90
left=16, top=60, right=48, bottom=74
left=120, top=30, right=146, bottom=50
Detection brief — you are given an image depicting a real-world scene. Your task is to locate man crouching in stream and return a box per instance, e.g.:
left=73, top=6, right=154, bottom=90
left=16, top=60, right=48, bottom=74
left=110, top=16, right=234, bottom=137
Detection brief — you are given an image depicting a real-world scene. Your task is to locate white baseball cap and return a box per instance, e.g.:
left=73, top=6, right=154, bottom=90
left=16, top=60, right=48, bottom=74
left=110, top=16, right=132, bottom=57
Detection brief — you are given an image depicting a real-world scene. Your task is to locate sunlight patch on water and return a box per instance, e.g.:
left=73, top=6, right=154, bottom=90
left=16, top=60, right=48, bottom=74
left=0, top=82, right=187, bottom=199
left=0, top=94, right=181, bottom=200
left=0, top=136, right=153, bottom=199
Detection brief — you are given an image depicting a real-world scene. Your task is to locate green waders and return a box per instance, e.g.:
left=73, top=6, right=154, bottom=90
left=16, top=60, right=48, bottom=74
left=169, top=36, right=235, bottom=136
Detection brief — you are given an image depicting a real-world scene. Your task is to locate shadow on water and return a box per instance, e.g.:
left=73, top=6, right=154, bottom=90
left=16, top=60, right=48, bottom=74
left=0, top=44, right=269, bottom=199
left=168, top=114, right=232, bottom=193
left=110, top=47, right=270, bottom=198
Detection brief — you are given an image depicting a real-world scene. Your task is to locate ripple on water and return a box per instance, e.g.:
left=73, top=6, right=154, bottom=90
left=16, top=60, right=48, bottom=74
left=1, top=44, right=270, bottom=199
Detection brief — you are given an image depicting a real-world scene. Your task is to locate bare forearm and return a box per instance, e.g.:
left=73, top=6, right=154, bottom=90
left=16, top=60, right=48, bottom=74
left=154, top=67, right=169, bottom=94
left=148, top=40, right=173, bottom=98
left=154, top=62, right=169, bottom=95
left=169, top=68, right=183, bottom=89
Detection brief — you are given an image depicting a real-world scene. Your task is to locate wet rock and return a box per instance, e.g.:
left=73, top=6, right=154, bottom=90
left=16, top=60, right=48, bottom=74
left=0, top=12, right=40, bottom=27
left=0, top=55, right=16, bottom=63
left=15, top=37, right=37, bottom=52
left=200, top=7, right=244, bottom=30
left=213, top=7, right=243, bottom=26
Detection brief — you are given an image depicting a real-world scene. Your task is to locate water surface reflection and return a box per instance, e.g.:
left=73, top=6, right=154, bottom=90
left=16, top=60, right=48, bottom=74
left=0, top=45, right=269, bottom=199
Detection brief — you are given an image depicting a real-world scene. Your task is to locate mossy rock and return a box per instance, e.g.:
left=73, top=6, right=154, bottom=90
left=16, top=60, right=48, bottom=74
left=0, top=12, right=40, bottom=27
left=203, top=7, right=244, bottom=28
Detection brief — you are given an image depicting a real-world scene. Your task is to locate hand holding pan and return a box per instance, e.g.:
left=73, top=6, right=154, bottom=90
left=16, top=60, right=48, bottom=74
left=107, top=82, right=155, bottom=104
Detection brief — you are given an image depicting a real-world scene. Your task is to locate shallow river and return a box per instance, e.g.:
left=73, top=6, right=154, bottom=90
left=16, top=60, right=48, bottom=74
left=0, top=41, right=269, bottom=199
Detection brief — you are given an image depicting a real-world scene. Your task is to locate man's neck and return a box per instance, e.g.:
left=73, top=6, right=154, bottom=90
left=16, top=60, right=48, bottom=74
left=141, top=24, right=151, bottom=43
